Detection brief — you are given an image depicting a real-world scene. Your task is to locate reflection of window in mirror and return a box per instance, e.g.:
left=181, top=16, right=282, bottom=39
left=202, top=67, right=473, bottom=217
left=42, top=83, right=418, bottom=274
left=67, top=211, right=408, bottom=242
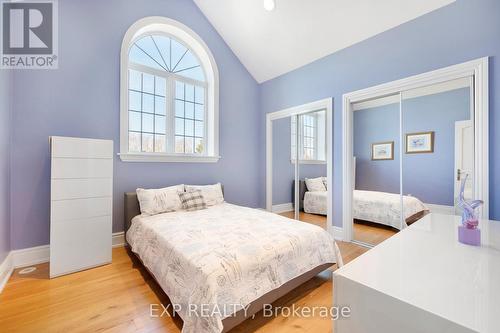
left=291, top=110, right=326, bottom=163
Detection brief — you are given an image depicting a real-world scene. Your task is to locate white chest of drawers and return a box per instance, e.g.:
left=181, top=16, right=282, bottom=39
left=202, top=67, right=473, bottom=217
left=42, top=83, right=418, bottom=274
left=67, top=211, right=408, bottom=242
left=49, top=136, right=113, bottom=278
left=334, top=213, right=500, bottom=333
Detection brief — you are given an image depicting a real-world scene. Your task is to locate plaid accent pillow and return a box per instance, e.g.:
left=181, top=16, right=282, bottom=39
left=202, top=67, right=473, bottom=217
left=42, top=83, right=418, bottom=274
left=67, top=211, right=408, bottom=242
left=178, top=190, right=207, bottom=211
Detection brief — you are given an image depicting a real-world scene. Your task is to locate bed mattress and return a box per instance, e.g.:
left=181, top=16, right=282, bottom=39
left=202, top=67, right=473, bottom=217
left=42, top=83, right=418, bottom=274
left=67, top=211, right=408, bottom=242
left=126, top=203, right=339, bottom=333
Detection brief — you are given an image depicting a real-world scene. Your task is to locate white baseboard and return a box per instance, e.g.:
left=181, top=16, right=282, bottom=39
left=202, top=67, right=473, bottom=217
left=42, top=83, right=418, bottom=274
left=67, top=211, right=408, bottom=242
left=272, top=203, right=294, bottom=213
left=12, top=245, right=50, bottom=268
left=0, top=252, right=14, bottom=293
left=426, top=203, right=455, bottom=215
left=332, top=226, right=344, bottom=241
left=0, top=231, right=126, bottom=292
left=112, top=231, right=125, bottom=248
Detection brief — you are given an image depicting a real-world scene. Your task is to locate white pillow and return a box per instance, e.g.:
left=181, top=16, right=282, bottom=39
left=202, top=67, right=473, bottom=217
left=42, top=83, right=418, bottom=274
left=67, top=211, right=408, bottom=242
left=322, top=176, right=327, bottom=190
left=136, top=184, right=184, bottom=215
left=305, top=177, right=326, bottom=192
left=185, top=183, right=224, bottom=206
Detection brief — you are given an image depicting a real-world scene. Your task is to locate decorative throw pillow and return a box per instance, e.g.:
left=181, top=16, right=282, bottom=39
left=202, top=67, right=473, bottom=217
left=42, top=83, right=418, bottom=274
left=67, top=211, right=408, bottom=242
left=322, top=177, right=327, bottom=190
left=305, top=177, right=326, bottom=192
left=178, top=190, right=207, bottom=211
left=136, top=185, right=184, bottom=216
left=185, top=183, right=224, bottom=206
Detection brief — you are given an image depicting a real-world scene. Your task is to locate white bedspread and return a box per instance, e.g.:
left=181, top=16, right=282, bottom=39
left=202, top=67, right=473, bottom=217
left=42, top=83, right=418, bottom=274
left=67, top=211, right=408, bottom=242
left=126, top=203, right=339, bottom=333
left=353, top=190, right=428, bottom=229
left=304, top=191, right=327, bottom=215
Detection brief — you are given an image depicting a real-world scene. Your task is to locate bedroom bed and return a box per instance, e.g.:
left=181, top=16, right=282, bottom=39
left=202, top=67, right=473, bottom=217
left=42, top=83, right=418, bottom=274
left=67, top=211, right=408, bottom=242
left=124, top=188, right=341, bottom=333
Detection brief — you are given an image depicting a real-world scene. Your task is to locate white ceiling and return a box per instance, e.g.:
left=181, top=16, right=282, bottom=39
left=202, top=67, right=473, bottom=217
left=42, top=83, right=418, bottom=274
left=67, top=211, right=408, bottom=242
left=194, top=0, right=456, bottom=83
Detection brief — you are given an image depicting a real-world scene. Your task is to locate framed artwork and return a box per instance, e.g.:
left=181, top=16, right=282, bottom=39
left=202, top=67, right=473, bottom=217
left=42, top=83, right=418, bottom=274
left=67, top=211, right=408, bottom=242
left=406, top=131, right=434, bottom=154
left=371, top=141, right=394, bottom=160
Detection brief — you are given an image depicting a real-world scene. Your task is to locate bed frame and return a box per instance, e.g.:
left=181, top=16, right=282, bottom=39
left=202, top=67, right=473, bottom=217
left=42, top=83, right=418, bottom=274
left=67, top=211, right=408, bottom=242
left=123, top=189, right=334, bottom=332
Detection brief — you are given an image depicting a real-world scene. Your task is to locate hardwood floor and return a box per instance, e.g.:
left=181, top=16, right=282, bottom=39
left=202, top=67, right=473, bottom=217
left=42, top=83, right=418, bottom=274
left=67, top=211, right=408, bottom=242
left=0, top=219, right=369, bottom=333
left=280, top=211, right=398, bottom=246
left=352, top=220, right=398, bottom=245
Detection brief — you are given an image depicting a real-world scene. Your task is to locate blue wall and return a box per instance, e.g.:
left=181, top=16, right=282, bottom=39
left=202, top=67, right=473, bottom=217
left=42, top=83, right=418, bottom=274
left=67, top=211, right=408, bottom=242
left=260, top=0, right=500, bottom=226
left=9, top=0, right=260, bottom=249
left=272, top=117, right=326, bottom=205
left=0, top=70, right=11, bottom=262
left=354, top=88, right=470, bottom=206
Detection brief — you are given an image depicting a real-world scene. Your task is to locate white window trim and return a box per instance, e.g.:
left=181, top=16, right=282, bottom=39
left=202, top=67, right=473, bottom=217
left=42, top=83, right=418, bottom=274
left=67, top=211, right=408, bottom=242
left=119, top=16, right=220, bottom=163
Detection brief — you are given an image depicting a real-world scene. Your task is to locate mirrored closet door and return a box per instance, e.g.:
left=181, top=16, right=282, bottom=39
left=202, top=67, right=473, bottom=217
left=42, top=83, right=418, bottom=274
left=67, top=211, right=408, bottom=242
left=297, top=110, right=327, bottom=228
left=269, top=108, right=328, bottom=230
left=349, top=75, right=476, bottom=247
left=401, top=77, right=474, bottom=221
left=351, top=94, right=402, bottom=246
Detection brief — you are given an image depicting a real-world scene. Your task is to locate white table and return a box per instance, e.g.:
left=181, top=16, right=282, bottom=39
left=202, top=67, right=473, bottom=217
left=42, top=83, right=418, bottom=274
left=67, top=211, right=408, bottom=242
left=334, top=214, right=500, bottom=333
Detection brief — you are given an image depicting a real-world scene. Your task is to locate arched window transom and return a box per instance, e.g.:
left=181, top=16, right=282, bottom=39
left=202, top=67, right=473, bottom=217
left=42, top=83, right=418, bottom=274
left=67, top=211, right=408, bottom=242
left=120, top=17, right=219, bottom=162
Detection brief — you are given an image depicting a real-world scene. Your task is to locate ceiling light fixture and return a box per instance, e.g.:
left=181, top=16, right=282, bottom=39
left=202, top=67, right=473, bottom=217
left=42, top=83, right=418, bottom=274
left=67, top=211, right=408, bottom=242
left=264, top=0, right=275, bottom=11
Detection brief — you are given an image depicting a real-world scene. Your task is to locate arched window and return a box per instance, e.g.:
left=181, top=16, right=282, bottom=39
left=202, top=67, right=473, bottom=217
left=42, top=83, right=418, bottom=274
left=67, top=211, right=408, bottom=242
left=120, top=17, right=219, bottom=162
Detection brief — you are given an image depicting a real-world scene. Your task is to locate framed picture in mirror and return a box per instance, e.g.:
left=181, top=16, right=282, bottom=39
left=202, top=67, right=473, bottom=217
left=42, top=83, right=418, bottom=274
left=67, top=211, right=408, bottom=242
left=406, top=131, right=434, bottom=154
left=371, top=141, right=394, bottom=160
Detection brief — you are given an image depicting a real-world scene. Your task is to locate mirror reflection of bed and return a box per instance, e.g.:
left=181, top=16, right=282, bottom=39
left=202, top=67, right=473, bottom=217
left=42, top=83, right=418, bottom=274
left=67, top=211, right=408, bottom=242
left=271, top=109, right=328, bottom=229
left=350, top=77, right=474, bottom=246
left=280, top=178, right=328, bottom=229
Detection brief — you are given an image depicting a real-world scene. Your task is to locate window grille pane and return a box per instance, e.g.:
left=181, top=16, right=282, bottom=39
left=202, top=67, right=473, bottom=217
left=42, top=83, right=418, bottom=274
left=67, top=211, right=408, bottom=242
left=129, top=91, right=141, bottom=111
left=185, top=102, right=195, bottom=119
left=155, top=115, right=166, bottom=134
left=176, top=81, right=185, bottom=100
left=174, top=50, right=199, bottom=73
left=185, top=84, right=195, bottom=102
left=185, top=137, right=194, bottom=154
left=128, top=111, right=141, bottom=132
left=143, top=73, right=154, bottom=94
left=142, top=133, right=154, bottom=152
left=195, top=121, right=204, bottom=137
left=155, top=135, right=166, bottom=152
left=175, top=118, right=185, bottom=135
left=155, top=76, right=166, bottom=96
left=129, top=70, right=141, bottom=91
left=135, top=37, right=166, bottom=70
left=195, top=86, right=204, bottom=104
left=142, top=93, right=154, bottom=113
left=195, top=104, right=204, bottom=120
left=171, top=39, right=188, bottom=69
left=185, top=119, right=194, bottom=136
left=155, top=97, right=166, bottom=115
left=175, top=136, right=184, bottom=153
left=153, top=36, right=171, bottom=70
left=175, top=100, right=184, bottom=117
left=142, top=113, right=154, bottom=133
left=129, top=45, right=164, bottom=71
left=129, top=132, right=141, bottom=152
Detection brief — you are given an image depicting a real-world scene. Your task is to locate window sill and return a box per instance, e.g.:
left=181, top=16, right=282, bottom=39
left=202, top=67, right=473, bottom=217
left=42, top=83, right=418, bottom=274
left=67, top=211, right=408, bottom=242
left=290, top=159, right=327, bottom=165
left=119, top=153, right=220, bottom=163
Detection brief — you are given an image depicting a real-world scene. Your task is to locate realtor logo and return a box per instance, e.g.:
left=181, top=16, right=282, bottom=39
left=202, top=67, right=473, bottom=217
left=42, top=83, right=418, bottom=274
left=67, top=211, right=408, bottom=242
left=1, top=0, right=58, bottom=69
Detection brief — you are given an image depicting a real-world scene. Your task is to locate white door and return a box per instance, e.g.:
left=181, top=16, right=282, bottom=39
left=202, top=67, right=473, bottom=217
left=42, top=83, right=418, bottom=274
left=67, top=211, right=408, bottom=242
left=454, top=120, right=474, bottom=209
